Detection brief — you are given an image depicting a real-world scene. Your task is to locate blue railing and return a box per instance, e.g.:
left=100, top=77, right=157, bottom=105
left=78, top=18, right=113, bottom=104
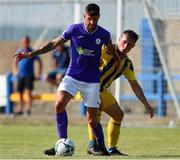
left=120, top=71, right=180, bottom=117
left=5, top=72, right=180, bottom=117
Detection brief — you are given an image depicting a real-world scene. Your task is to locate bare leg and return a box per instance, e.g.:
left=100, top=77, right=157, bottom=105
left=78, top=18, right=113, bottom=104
left=17, top=92, right=23, bottom=113
left=25, top=89, right=32, bottom=113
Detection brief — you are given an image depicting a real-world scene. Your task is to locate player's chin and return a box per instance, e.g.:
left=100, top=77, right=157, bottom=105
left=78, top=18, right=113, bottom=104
left=88, top=25, right=96, bottom=30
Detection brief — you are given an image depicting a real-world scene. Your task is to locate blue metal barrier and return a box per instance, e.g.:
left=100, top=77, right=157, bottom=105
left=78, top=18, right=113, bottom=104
left=119, top=72, right=180, bottom=117
left=5, top=73, right=14, bottom=114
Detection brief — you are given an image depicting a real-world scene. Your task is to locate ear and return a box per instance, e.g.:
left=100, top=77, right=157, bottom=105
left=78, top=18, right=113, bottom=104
left=83, top=12, right=86, bottom=19
left=133, top=41, right=136, bottom=48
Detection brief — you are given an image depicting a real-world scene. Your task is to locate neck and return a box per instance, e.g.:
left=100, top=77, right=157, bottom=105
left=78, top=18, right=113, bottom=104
left=23, top=47, right=29, bottom=51
left=116, top=46, right=126, bottom=59
left=84, top=23, right=97, bottom=33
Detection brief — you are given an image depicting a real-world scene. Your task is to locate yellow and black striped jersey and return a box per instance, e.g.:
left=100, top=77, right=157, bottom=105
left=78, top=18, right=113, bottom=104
left=100, top=45, right=136, bottom=92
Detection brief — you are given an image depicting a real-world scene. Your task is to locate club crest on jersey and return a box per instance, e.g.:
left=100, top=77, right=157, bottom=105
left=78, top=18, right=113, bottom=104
left=95, top=38, right=101, bottom=45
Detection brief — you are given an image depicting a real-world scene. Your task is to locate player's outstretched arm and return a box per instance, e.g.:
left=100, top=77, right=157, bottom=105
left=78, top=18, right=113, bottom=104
left=13, top=36, right=66, bottom=62
left=29, top=36, right=66, bottom=57
left=128, top=80, right=154, bottom=118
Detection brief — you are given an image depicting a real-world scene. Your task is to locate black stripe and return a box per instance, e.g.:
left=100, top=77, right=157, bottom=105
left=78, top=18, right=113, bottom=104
left=100, top=58, right=115, bottom=77
left=111, top=121, right=121, bottom=126
left=129, top=62, right=134, bottom=71
left=114, top=59, right=129, bottom=80
left=100, top=66, right=117, bottom=91
left=104, top=80, right=114, bottom=90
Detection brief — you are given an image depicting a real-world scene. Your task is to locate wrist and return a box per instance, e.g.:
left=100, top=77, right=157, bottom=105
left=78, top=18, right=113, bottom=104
left=29, top=49, right=40, bottom=57
left=28, top=52, right=34, bottom=58
left=145, top=104, right=150, bottom=108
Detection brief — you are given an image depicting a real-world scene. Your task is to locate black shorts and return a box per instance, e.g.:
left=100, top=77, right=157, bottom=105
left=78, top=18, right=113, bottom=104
left=17, top=76, right=34, bottom=93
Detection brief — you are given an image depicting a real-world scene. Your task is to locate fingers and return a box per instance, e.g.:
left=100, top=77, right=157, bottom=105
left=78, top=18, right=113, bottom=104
left=13, top=53, right=19, bottom=57
left=150, top=110, right=154, bottom=118
left=13, top=53, right=23, bottom=63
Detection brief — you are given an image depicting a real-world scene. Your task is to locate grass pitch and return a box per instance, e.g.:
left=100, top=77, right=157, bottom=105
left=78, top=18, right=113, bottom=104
left=0, top=124, right=180, bottom=159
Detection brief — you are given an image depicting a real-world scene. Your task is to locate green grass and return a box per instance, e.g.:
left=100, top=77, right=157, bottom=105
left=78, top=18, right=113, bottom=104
left=0, top=124, right=180, bottom=159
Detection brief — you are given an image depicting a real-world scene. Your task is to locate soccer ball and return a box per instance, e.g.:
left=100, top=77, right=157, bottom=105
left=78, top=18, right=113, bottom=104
left=54, top=138, right=75, bottom=156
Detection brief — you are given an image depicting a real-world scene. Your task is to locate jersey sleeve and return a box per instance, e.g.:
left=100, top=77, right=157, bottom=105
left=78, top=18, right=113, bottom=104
left=16, top=48, right=22, bottom=53
left=123, top=61, right=136, bottom=81
left=61, top=24, right=75, bottom=41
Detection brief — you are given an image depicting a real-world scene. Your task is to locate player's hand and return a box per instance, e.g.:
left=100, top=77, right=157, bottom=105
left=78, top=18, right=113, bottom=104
left=13, top=52, right=31, bottom=64
left=145, top=105, right=154, bottom=118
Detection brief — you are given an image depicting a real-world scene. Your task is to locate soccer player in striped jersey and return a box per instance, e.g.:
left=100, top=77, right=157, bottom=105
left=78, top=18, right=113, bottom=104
left=87, top=30, right=154, bottom=155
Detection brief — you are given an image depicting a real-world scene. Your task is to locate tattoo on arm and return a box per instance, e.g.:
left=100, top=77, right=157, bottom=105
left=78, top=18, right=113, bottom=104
left=29, top=37, right=65, bottom=57
left=29, top=42, right=55, bottom=57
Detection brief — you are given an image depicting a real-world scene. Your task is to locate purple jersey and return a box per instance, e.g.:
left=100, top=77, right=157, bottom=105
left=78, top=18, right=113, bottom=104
left=61, top=23, right=111, bottom=83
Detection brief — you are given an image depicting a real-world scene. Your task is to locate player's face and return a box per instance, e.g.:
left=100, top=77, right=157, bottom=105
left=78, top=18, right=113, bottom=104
left=118, top=34, right=135, bottom=55
left=84, top=12, right=100, bottom=32
left=21, top=38, right=30, bottom=49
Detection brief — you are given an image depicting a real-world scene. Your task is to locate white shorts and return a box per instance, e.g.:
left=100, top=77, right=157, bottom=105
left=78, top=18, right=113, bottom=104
left=57, top=76, right=100, bottom=108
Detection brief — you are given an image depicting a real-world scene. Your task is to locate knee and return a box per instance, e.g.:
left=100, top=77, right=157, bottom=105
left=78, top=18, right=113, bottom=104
left=55, top=100, right=66, bottom=113
left=115, top=110, right=124, bottom=122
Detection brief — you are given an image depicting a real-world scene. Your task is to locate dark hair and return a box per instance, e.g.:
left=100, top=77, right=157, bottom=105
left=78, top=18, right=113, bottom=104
left=23, top=35, right=30, bottom=42
left=85, top=3, right=100, bottom=16
left=122, top=30, right=139, bottom=43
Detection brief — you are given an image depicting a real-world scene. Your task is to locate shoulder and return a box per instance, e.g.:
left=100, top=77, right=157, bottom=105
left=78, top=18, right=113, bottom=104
left=62, top=23, right=82, bottom=39
left=16, top=48, right=23, bottom=53
left=97, top=26, right=111, bottom=44
left=67, top=23, right=82, bottom=31
left=98, top=25, right=110, bottom=36
left=102, top=45, right=112, bottom=56
left=28, top=47, right=33, bottom=52
left=101, top=45, right=114, bottom=62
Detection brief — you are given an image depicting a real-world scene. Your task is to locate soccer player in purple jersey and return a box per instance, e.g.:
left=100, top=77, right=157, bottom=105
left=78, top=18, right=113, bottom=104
left=14, top=3, right=115, bottom=156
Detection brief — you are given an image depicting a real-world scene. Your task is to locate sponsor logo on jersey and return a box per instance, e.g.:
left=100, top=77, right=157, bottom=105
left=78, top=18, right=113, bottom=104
left=77, top=47, right=95, bottom=56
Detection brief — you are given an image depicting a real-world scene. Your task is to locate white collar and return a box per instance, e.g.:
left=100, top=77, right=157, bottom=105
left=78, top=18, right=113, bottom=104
left=83, top=23, right=98, bottom=34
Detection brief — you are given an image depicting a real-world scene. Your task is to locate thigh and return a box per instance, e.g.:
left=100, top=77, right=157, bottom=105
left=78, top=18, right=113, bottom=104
left=56, top=90, right=73, bottom=104
left=101, top=90, right=123, bottom=121
left=25, top=76, right=34, bottom=91
left=56, top=90, right=73, bottom=113
left=100, top=90, right=117, bottom=110
left=17, top=77, right=25, bottom=93
left=57, top=76, right=78, bottom=97
left=80, top=83, right=100, bottom=108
